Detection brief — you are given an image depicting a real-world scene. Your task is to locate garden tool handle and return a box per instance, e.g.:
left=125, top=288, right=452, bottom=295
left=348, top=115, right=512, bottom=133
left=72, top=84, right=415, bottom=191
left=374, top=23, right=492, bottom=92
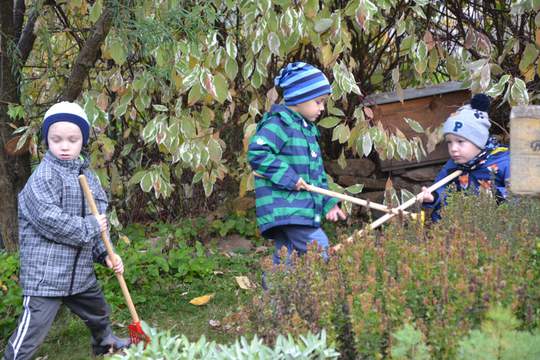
left=79, top=175, right=140, bottom=323
left=304, top=183, right=414, bottom=217
left=253, top=172, right=415, bottom=217
left=365, top=169, right=463, bottom=231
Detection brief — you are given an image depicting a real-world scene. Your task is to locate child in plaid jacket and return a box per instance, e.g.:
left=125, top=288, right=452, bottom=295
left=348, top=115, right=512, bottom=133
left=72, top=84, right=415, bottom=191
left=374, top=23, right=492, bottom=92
left=3, top=102, right=130, bottom=360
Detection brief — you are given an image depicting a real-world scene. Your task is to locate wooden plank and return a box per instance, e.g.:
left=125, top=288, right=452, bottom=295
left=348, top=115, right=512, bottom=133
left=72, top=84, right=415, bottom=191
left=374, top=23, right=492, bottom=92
left=364, top=81, right=466, bottom=105
left=510, top=106, right=540, bottom=194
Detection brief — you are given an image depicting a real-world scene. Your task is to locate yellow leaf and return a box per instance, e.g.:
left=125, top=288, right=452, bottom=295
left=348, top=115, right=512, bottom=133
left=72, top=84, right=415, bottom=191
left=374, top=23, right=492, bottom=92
left=189, top=293, right=214, bottom=306
left=119, top=235, right=130, bottom=245
left=235, top=276, right=256, bottom=290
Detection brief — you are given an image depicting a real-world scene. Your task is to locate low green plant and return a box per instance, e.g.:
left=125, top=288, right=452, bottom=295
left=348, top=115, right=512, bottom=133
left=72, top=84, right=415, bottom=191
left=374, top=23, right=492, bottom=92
left=111, top=323, right=339, bottom=359
left=390, top=323, right=431, bottom=360
left=0, top=251, right=22, bottom=339
left=389, top=306, right=540, bottom=360
left=456, top=306, right=540, bottom=360
left=241, top=193, right=540, bottom=359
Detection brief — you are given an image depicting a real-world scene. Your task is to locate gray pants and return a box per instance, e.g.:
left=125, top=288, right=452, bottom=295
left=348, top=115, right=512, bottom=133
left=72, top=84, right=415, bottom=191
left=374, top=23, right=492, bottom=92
left=3, top=282, right=112, bottom=360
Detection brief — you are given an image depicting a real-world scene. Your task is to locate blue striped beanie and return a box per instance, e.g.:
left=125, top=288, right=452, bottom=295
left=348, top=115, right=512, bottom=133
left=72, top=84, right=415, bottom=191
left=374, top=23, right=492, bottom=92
left=274, top=62, right=331, bottom=105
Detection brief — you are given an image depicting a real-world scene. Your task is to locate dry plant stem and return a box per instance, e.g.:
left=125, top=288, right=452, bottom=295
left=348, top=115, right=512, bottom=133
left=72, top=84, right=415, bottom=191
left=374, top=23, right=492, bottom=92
left=342, top=170, right=463, bottom=244
left=79, top=175, right=140, bottom=324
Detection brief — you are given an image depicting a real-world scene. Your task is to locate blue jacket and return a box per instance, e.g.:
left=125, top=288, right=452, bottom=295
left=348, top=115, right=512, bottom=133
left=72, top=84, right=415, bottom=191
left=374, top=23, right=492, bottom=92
left=248, top=104, right=338, bottom=235
left=423, top=146, right=510, bottom=222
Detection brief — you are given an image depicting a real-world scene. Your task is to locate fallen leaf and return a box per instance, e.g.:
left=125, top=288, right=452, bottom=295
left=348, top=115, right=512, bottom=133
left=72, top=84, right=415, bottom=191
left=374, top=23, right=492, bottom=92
left=255, top=246, right=268, bottom=253
left=213, top=271, right=224, bottom=275
left=235, top=276, right=256, bottom=290
left=189, top=293, right=214, bottom=306
left=119, top=235, right=131, bottom=245
left=209, top=319, right=221, bottom=328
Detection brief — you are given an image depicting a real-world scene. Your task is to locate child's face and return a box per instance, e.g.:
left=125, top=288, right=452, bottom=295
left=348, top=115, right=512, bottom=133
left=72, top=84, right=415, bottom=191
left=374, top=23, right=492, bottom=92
left=445, top=133, right=481, bottom=164
left=289, top=94, right=328, bottom=122
left=47, top=121, right=83, bottom=161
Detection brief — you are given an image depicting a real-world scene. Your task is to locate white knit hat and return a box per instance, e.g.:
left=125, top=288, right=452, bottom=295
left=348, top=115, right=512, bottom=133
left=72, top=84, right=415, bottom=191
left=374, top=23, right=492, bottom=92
left=442, top=94, right=491, bottom=149
left=42, top=101, right=90, bottom=145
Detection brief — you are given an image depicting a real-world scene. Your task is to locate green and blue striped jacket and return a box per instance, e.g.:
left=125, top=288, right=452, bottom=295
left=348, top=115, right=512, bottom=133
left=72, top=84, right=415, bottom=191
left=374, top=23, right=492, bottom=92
left=248, top=104, right=338, bottom=234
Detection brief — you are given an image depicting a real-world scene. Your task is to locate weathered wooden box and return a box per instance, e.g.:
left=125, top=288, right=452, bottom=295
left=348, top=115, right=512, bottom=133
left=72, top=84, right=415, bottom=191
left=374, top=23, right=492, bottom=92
left=510, top=106, right=540, bottom=194
left=364, top=81, right=470, bottom=172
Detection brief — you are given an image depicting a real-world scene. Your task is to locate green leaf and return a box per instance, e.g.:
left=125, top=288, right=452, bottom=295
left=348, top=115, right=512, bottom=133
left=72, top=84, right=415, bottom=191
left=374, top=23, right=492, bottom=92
left=314, top=18, right=333, bottom=33
left=510, top=77, right=529, bottom=105
left=224, top=56, right=239, bottom=80
left=89, top=0, right=102, bottom=23
left=225, top=36, right=237, bottom=58
left=109, top=38, right=127, bottom=66
left=267, top=32, right=281, bottom=56
left=361, top=132, right=372, bottom=157
left=207, top=138, right=222, bottom=162
left=213, top=73, right=229, bottom=103
left=318, top=116, right=341, bottom=129
left=140, top=173, right=153, bottom=192
left=486, top=75, right=510, bottom=97
left=346, top=184, right=364, bottom=194
left=404, top=117, right=424, bottom=133
left=152, top=104, right=169, bottom=112
left=519, top=43, right=539, bottom=74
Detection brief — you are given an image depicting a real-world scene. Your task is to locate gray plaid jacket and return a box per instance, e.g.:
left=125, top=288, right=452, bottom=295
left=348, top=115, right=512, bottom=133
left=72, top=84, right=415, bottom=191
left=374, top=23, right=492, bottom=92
left=18, top=151, right=108, bottom=297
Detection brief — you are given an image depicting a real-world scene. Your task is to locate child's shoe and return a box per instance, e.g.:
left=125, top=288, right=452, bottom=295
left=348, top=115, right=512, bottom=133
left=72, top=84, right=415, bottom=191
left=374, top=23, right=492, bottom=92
left=92, top=334, right=131, bottom=356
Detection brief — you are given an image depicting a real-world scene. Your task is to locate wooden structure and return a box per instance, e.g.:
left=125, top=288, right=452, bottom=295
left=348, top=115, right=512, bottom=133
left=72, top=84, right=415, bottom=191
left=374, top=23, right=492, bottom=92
left=510, top=106, right=540, bottom=194
left=364, top=81, right=470, bottom=172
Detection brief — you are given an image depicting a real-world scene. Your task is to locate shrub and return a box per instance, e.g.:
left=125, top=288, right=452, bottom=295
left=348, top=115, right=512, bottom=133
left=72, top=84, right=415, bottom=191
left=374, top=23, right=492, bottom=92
left=111, top=323, right=340, bottom=360
left=0, top=251, right=21, bottom=339
left=241, top=192, right=540, bottom=359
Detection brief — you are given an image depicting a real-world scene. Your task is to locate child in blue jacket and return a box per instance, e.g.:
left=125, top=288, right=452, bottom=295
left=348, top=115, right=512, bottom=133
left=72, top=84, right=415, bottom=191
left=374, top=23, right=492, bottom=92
left=3, top=102, right=130, bottom=360
left=421, top=94, right=510, bottom=221
left=248, top=62, right=346, bottom=265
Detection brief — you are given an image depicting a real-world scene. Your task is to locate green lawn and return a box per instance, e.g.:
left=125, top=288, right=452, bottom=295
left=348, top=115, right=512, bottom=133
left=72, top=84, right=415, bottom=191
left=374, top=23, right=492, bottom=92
left=31, top=251, right=263, bottom=359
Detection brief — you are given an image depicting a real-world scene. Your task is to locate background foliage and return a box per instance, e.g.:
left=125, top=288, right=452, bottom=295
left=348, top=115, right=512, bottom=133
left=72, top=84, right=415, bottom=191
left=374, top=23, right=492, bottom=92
left=3, top=0, right=539, bottom=229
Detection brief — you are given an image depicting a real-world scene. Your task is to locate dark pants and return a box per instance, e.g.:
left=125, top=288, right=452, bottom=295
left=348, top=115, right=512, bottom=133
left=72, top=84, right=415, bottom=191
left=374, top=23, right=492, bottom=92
left=3, top=282, right=112, bottom=360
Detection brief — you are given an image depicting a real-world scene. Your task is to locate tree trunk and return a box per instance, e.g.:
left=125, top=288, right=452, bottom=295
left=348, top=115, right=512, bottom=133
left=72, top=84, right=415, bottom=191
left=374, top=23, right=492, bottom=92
left=0, top=0, right=31, bottom=251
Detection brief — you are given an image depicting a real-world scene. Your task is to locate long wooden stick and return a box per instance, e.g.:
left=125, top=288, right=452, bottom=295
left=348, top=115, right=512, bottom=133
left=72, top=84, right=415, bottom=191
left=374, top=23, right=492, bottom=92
left=304, top=183, right=416, bottom=217
left=79, top=175, right=140, bottom=324
left=344, top=169, right=463, bottom=242
left=253, top=172, right=415, bottom=217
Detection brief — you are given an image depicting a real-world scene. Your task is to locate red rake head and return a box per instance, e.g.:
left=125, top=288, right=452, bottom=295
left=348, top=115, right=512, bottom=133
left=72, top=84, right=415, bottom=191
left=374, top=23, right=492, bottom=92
left=128, top=321, right=150, bottom=346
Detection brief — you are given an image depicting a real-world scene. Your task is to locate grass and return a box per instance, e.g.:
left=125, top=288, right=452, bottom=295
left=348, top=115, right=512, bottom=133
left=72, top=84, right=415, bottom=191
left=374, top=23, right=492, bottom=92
left=31, top=249, right=266, bottom=359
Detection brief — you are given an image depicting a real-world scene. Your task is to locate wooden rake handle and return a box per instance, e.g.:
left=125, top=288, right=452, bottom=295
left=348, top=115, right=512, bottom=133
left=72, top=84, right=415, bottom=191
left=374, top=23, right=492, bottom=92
left=253, top=172, right=415, bottom=217
left=304, top=183, right=415, bottom=217
left=346, top=169, right=463, bottom=241
left=79, top=175, right=140, bottom=323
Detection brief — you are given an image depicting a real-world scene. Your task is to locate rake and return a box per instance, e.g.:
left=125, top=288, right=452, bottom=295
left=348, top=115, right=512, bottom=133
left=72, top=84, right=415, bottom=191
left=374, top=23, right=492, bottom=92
left=253, top=171, right=420, bottom=218
left=343, top=169, right=463, bottom=243
left=79, top=175, right=150, bottom=346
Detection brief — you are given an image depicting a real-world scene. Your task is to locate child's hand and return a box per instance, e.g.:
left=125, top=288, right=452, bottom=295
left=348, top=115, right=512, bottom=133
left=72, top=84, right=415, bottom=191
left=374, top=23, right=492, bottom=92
left=420, top=186, right=434, bottom=203
left=326, top=205, right=347, bottom=222
left=296, top=177, right=308, bottom=191
left=106, top=253, right=124, bottom=274
left=95, top=214, right=108, bottom=232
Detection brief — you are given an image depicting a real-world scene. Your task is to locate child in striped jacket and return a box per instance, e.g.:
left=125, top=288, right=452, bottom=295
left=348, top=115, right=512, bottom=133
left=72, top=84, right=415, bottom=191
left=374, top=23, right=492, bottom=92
left=248, top=62, right=346, bottom=265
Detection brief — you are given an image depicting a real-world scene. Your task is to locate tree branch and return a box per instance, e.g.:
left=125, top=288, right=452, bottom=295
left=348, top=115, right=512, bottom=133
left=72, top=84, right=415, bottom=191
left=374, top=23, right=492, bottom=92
left=16, top=10, right=38, bottom=65
left=62, top=6, right=114, bottom=101
left=13, top=0, right=25, bottom=42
